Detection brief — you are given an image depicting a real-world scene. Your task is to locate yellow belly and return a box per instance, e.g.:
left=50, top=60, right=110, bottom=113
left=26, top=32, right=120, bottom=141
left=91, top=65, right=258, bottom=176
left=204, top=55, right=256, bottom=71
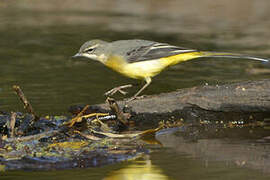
left=123, top=60, right=165, bottom=79
left=104, top=56, right=165, bottom=80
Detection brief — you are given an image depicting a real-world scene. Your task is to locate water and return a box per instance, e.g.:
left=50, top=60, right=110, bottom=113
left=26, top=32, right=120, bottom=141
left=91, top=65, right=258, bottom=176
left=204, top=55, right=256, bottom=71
left=0, top=0, right=270, bottom=179
left=1, top=134, right=270, bottom=180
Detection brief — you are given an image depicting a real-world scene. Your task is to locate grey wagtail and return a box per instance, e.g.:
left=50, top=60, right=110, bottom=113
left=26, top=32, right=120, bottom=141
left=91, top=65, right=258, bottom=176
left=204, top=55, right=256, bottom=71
left=73, top=39, right=269, bottom=101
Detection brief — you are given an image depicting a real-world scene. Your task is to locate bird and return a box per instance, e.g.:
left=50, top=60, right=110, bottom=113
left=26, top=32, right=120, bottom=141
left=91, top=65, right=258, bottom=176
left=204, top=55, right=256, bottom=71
left=73, top=39, right=269, bottom=101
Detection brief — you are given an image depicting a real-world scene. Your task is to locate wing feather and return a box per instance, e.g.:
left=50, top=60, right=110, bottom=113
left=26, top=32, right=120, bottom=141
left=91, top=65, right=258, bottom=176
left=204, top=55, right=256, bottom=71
left=126, top=42, right=196, bottom=63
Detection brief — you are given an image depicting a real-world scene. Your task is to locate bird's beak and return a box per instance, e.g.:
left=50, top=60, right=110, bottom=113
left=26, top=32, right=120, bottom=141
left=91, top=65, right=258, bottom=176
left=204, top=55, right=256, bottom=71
left=72, top=53, right=82, bottom=58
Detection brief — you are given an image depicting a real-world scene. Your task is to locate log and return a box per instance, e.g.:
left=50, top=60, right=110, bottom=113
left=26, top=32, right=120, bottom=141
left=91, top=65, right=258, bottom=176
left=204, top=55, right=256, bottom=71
left=97, top=79, right=270, bottom=124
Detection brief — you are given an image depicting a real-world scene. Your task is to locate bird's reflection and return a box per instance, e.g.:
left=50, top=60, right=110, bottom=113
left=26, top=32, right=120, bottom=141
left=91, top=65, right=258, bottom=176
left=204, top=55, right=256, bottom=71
left=103, top=156, right=169, bottom=180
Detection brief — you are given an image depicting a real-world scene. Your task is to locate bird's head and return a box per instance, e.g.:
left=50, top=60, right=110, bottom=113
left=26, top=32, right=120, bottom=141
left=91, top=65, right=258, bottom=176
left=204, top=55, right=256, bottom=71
left=73, top=39, right=109, bottom=63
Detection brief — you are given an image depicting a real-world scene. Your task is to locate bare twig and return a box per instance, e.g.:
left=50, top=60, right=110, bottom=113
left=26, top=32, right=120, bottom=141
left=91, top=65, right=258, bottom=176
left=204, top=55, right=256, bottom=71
left=75, top=105, right=90, bottom=118
left=4, top=130, right=60, bottom=143
left=106, top=97, right=129, bottom=126
left=74, top=130, right=101, bottom=141
left=9, top=112, right=16, bottom=138
left=65, top=105, right=92, bottom=127
left=13, top=85, right=38, bottom=120
left=67, top=112, right=109, bottom=127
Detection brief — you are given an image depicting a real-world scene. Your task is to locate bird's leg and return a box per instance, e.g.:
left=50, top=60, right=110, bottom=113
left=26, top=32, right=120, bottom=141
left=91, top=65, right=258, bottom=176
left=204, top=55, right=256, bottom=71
left=127, top=77, right=151, bottom=102
left=104, top=84, right=133, bottom=96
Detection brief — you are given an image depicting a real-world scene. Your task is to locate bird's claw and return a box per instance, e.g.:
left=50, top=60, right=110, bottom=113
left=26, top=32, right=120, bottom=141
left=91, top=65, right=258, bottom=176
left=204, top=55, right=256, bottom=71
left=104, top=84, right=133, bottom=96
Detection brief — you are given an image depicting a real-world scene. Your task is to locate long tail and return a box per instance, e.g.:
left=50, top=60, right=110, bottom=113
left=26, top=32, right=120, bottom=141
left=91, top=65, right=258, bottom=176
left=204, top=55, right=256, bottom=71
left=198, top=51, right=269, bottom=62
left=161, top=51, right=269, bottom=67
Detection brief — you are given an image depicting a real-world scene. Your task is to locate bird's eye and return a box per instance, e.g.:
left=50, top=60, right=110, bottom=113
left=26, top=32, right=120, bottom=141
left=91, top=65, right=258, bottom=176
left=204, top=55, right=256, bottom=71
left=85, top=48, right=94, bottom=53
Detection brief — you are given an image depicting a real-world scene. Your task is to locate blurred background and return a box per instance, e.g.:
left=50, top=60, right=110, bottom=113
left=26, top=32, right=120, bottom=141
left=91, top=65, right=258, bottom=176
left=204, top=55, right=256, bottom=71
left=0, top=0, right=270, bottom=115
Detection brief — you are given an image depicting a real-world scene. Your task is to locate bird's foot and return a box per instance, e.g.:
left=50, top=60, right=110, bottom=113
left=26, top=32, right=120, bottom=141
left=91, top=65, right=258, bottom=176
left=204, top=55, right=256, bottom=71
left=104, top=84, right=133, bottom=96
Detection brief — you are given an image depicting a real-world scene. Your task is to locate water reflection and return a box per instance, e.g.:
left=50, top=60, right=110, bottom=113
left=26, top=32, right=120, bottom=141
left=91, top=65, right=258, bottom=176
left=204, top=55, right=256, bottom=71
left=102, top=125, right=270, bottom=180
left=156, top=128, right=270, bottom=175
left=104, top=157, right=169, bottom=180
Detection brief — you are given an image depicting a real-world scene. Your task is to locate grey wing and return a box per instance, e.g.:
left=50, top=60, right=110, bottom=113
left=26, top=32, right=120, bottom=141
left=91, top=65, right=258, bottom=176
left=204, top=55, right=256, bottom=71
left=126, top=42, right=197, bottom=63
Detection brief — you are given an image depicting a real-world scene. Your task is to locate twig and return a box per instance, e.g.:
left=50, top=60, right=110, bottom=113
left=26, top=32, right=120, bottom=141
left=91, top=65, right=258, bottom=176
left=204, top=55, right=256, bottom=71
left=9, top=112, right=16, bottom=138
left=13, top=85, right=38, bottom=121
left=75, top=105, right=90, bottom=118
left=4, top=129, right=60, bottom=143
left=65, top=105, right=90, bottom=127
left=74, top=130, right=101, bottom=141
left=67, top=112, right=109, bottom=127
left=106, top=97, right=129, bottom=126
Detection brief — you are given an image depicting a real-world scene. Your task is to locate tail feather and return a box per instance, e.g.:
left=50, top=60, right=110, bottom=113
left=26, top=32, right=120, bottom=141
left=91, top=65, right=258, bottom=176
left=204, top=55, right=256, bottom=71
left=200, top=51, right=269, bottom=63
left=160, top=51, right=269, bottom=67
